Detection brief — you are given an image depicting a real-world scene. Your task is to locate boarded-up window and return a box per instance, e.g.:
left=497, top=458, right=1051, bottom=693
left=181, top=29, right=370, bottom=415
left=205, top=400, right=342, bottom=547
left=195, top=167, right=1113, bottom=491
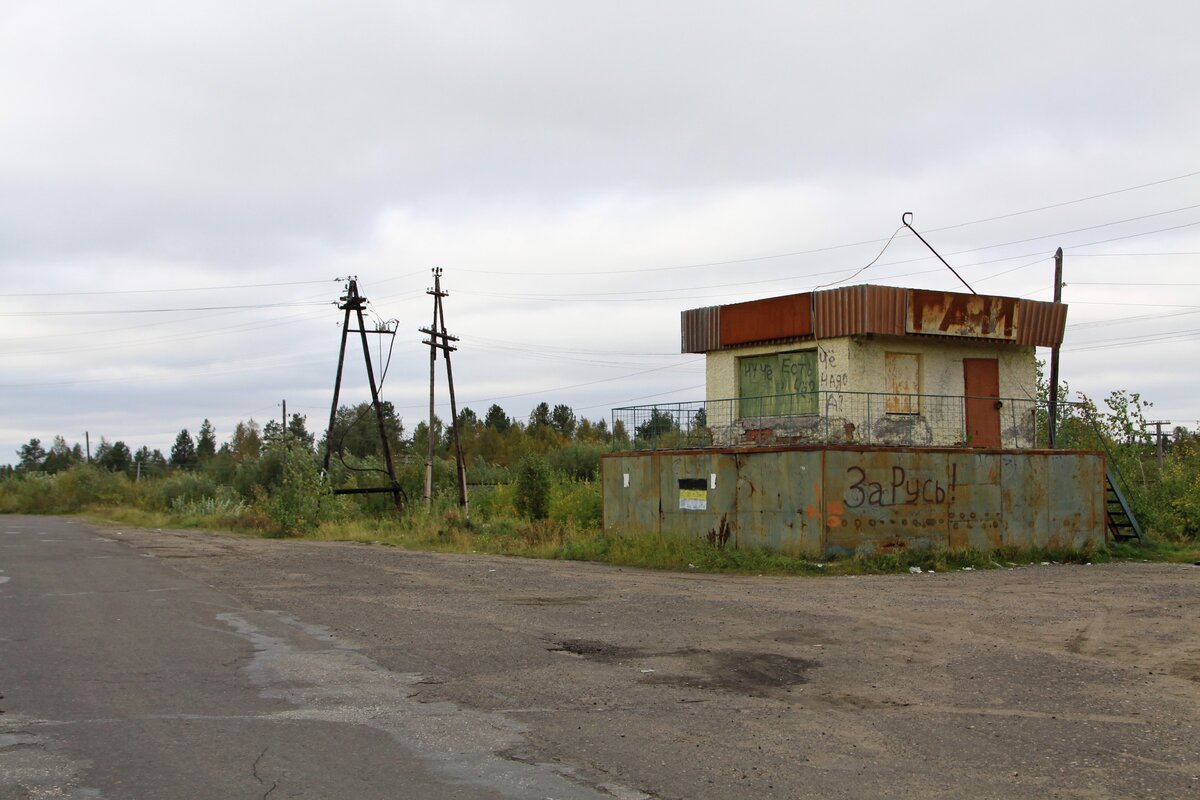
left=885, top=352, right=920, bottom=414
left=738, top=350, right=818, bottom=417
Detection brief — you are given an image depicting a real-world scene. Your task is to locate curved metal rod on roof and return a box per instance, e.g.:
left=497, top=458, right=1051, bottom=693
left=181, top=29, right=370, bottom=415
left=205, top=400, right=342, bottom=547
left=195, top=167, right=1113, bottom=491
left=902, top=212, right=977, bottom=295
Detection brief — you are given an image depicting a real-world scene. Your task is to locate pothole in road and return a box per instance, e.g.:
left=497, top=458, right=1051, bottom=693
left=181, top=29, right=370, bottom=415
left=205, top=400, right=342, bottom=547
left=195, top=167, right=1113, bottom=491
left=550, top=640, right=644, bottom=660
left=647, top=650, right=818, bottom=694
left=510, top=595, right=600, bottom=606
left=550, top=640, right=818, bottom=694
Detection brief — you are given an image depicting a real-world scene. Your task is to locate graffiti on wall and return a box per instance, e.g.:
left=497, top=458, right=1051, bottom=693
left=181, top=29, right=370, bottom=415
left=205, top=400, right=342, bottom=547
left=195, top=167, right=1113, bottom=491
left=818, top=348, right=848, bottom=413
left=829, top=456, right=1003, bottom=536
left=843, top=463, right=958, bottom=509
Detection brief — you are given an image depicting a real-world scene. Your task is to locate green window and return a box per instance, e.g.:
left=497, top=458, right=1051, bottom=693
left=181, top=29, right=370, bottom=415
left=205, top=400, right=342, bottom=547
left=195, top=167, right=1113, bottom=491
left=737, top=350, right=818, bottom=417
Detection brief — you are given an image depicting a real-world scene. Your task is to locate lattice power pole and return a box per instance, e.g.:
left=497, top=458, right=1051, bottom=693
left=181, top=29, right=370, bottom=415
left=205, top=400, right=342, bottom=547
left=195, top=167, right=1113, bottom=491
left=322, top=278, right=403, bottom=512
left=420, top=268, right=469, bottom=514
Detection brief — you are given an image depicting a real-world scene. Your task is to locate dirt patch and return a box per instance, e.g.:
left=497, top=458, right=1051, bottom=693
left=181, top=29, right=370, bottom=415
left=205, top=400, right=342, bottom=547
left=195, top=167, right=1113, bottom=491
left=549, top=639, right=644, bottom=661
left=509, top=595, right=599, bottom=606
left=552, top=639, right=817, bottom=695
left=647, top=650, right=818, bottom=695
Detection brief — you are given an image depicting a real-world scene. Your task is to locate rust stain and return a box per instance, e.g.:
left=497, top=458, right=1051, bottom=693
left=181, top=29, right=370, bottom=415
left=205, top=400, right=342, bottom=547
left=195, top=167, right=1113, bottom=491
left=680, top=284, right=1064, bottom=352
left=603, top=447, right=1105, bottom=557
left=907, top=289, right=1019, bottom=340
left=884, top=352, right=919, bottom=414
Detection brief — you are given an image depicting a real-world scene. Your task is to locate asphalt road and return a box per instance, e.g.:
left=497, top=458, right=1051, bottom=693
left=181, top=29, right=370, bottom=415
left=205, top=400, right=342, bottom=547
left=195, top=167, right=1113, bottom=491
left=1, top=516, right=1197, bottom=799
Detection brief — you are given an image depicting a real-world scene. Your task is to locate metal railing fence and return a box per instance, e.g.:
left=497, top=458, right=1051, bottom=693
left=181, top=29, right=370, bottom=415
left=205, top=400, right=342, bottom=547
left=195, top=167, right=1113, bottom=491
left=612, top=391, right=1067, bottom=451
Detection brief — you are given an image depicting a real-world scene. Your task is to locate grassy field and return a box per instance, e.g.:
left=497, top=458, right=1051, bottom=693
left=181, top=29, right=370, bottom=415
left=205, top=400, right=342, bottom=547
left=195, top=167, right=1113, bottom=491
left=5, top=462, right=1196, bottom=577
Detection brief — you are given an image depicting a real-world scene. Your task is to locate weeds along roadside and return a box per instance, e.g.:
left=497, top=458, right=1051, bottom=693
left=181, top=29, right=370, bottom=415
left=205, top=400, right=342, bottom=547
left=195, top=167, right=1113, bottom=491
left=2, top=460, right=1197, bottom=576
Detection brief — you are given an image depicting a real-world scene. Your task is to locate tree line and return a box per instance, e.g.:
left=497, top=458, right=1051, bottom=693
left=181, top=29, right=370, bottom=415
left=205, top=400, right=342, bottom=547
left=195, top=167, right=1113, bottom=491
left=5, top=401, right=620, bottom=485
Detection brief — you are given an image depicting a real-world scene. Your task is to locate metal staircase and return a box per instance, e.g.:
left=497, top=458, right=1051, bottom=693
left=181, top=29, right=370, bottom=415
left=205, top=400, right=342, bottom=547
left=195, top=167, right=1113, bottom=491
left=1104, top=467, right=1143, bottom=542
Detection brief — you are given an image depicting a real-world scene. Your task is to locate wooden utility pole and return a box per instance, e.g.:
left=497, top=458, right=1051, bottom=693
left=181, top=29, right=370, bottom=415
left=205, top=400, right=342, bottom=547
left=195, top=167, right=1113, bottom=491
left=1048, top=247, right=1064, bottom=448
left=424, top=273, right=440, bottom=503
left=1149, top=420, right=1172, bottom=470
left=321, top=278, right=403, bottom=511
left=420, top=269, right=469, bottom=515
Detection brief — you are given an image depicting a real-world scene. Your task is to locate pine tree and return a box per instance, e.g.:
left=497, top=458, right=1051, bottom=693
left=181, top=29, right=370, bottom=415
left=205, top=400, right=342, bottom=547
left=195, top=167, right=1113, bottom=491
left=170, top=429, right=198, bottom=469
left=196, top=419, right=217, bottom=463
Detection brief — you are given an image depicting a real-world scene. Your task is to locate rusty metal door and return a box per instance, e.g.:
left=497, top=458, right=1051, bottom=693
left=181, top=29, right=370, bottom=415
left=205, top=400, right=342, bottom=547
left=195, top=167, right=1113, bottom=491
left=963, top=358, right=1001, bottom=448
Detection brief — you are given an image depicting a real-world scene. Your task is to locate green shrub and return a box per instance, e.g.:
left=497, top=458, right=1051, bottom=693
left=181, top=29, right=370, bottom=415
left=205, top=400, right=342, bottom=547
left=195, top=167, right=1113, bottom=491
left=262, top=437, right=328, bottom=536
left=153, top=471, right=222, bottom=511
left=0, top=465, right=144, bottom=514
left=548, top=442, right=602, bottom=481
left=550, top=479, right=602, bottom=527
left=470, top=483, right=516, bottom=521
left=514, top=454, right=551, bottom=520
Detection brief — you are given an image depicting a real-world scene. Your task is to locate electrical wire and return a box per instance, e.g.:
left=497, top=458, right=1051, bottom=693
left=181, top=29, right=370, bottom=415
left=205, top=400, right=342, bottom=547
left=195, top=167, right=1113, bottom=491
left=0, top=306, right=333, bottom=359
left=393, top=358, right=704, bottom=412
left=0, top=300, right=332, bottom=316
left=1065, top=328, right=1200, bottom=352
left=448, top=169, right=1200, bottom=278
left=809, top=225, right=906, bottom=362
left=0, top=353, right=322, bottom=388
left=1068, top=308, right=1200, bottom=330
left=0, top=278, right=341, bottom=298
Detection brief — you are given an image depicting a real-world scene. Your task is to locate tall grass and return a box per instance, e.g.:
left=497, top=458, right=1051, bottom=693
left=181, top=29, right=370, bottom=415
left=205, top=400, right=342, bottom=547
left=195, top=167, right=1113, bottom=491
left=3, top=463, right=1196, bottom=574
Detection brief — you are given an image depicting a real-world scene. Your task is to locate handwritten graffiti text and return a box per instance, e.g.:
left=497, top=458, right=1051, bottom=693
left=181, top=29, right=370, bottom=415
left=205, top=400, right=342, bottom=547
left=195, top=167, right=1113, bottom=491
left=844, top=464, right=958, bottom=509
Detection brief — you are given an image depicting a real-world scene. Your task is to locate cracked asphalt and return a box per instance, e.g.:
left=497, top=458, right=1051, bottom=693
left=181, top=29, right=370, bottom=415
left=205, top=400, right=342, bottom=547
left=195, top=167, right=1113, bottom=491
left=1, top=516, right=1198, bottom=798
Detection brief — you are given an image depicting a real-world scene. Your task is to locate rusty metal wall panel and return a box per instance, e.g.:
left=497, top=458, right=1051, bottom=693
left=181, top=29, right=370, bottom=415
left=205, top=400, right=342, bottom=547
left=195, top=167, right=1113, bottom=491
left=602, top=455, right=661, bottom=534
left=822, top=449, right=952, bottom=555
left=1043, top=453, right=1106, bottom=548
left=944, top=453, right=1004, bottom=550
left=659, top=452, right=725, bottom=539
left=734, top=450, right=822, bottom=555
left=681, top=306, right=721, bottom=353
left=998, top=453, right=1050, bottom=547
left=602, top=446, right=1105, bottom=556
left=718, top=294, right=812, bottom=348
left=906, top=289, right=1020, bottom=340
left=1015, top=299, right=1068, bottom=347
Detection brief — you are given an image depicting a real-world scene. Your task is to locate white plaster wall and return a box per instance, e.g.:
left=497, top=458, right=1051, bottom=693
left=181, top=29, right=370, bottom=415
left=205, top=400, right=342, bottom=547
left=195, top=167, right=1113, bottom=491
left=703, top=334, right=1040, bottom=447
left=705, top=338, right=853, bottom=401
left=706, top=335, right=1036, bottom=401
left=844, top=335, right=1038, bottom=400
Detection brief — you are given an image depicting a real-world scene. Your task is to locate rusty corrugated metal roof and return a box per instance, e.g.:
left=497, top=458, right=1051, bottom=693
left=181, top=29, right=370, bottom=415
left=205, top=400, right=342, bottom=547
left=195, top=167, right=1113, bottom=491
left=682, top=284, right=1065, bottom=352
left=681, top=306, right=720, bottom=353
left=1016, top=299, right=1068, bottom=347
left=720, top=294, right=812, bottom=347
left=812, top=285, right=907, bottom=338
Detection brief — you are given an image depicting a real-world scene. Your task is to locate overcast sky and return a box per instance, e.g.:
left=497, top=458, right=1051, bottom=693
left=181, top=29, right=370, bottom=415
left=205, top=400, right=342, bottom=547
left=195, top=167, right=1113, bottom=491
left=2, top=0, right=1198, bottom=463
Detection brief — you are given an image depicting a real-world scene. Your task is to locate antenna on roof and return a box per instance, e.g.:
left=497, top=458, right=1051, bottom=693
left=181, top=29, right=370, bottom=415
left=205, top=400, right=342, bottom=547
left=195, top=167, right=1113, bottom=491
left=901, top=212, right=976, bottom=295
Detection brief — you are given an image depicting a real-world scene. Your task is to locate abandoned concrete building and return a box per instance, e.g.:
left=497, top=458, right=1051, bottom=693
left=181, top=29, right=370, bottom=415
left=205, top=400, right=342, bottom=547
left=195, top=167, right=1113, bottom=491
left=602, top=284, right=1134, bottom=557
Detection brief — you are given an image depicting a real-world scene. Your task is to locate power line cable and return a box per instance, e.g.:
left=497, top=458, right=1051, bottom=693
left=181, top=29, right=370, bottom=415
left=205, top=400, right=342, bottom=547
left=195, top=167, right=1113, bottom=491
left=450, top=168, right=1200, bottom=277
left=0, top=301, right=331, bottom=317
left=450, top=217, right=1200, bottom=303
left=393, top=358, right=704, bottom=411
left=0, top=278, right=341, bottom=298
